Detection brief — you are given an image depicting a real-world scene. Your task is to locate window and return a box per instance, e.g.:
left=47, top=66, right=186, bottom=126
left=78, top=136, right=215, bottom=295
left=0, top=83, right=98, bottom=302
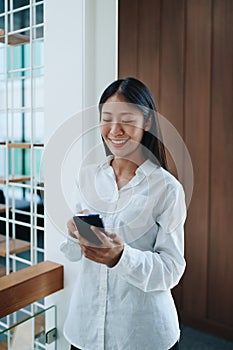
left=0, top=0, right=45, bottom=343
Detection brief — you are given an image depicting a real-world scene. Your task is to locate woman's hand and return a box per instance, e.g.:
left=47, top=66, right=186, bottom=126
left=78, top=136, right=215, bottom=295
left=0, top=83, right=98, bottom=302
left=77, top=227, right=124, bottom=268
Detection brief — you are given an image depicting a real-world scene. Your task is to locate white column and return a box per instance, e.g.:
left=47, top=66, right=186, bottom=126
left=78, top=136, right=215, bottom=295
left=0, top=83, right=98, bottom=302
left=83, top=0, right=118, bottom=162
left=84, top=0, right=118, bottom=107
left=44, top=1, right=118, bottom=349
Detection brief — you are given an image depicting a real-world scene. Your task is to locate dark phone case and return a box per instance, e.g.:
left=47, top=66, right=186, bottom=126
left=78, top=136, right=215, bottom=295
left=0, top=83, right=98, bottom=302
left=73, top=214, right=105, bottom=246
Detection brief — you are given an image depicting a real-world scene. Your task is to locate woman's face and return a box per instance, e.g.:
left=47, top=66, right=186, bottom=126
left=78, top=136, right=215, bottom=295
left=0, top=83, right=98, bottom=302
left=100, top=94, right=151, bottom=160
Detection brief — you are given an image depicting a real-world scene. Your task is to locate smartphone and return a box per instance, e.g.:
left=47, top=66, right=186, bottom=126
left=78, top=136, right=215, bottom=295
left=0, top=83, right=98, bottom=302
left=73, top=214, right=105, bottom=246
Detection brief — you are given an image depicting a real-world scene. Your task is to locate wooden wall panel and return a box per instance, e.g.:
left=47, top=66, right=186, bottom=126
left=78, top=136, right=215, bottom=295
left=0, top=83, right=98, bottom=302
left=159, top=0, right=185, bottom=134
left=208, top=0, right=233, bottom=326
left=158, top=0, right=185, bottom=309
left=137, top=0, right=161, bottom=97
left=182, top=0, right=212, bottom=319
left=118, top=0, right=138, bottom=78
left=118, top=0, right=233, bottom=340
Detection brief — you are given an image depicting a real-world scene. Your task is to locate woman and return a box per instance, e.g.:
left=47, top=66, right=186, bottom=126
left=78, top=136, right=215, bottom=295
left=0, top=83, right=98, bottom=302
left=61, top=77, right=186, bottom=350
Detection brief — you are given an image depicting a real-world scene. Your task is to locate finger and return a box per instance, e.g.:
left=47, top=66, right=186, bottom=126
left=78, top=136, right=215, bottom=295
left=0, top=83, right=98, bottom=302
left=81, top=245, right=95, bottom=259
left=80, top=243, right=100, bottom=258
left=77, top=209, right=90, bottom=214
left=104, top=231, right=113, bottom=238
left=81, top=245, right=104, bottom=257
left=82, top=251, right=102, bottom=263
left=67, top=218, right=76, bottom=231
left=90, top=226, right=111, bottom=247
left=105, top=232, right=123, bottom=246
left=81, top=245, right=107, bottom=264
left=67, top=219, right=80, bottom=239
left=78, top=232, right=100, bottom=248
left=106, top=232, right=117, bottom=239
left=73, top=230, right=80, bottom=239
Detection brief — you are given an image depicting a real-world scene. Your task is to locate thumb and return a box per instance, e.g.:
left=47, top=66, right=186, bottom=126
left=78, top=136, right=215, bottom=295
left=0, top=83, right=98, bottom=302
left=77, top=209, right=90, bottom=214
left=107, top=232, right=122, bottom=245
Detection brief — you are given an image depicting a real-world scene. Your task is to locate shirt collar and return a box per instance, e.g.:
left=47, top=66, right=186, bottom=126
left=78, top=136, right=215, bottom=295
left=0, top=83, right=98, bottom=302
left=136, top=159, right=160, bottom=176
left=99, top=156, right=159, bottom=177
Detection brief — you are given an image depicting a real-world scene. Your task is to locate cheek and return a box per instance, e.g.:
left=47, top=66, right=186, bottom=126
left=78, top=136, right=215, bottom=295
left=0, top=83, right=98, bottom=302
left=125, top=124, right=144, bottom=137
left=100, top=125, right=109, bottom=137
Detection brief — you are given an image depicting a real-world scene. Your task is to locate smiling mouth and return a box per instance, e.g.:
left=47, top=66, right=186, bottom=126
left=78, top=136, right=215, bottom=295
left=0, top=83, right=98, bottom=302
left=109, top=138, right=129, bottom=145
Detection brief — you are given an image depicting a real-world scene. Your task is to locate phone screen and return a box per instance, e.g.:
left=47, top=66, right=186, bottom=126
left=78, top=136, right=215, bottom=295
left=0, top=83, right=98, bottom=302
left=73, top=214, right=105, bottom=246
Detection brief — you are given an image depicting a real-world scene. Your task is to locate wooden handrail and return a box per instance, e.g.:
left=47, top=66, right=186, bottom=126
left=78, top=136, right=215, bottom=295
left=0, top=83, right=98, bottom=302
left=0, top=260, right=64, bottom=318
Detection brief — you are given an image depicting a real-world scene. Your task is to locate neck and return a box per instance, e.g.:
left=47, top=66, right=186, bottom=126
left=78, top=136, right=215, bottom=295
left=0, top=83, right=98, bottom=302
left=111, top=153, right=145, bottom=176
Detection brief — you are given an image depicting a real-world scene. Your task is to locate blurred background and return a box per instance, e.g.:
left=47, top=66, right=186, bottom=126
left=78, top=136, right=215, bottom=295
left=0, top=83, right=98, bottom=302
left=118, top=0, right=233, bottom=344
left=0, top=1, right=232, bottom=349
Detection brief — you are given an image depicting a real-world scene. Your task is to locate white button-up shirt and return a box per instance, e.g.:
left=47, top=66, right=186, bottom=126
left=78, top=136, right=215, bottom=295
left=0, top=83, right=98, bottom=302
left=60, top=156, right=186, bottom=350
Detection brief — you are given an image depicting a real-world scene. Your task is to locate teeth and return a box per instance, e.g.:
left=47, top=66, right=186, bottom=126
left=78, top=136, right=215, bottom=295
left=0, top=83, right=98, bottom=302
left=110, top=139, right=128, bottom=144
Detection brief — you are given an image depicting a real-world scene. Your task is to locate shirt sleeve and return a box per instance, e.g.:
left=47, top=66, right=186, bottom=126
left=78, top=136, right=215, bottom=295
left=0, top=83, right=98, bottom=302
left=110, top=183, right=186, bottom=292
left=60, top=234, right=82, bottom=262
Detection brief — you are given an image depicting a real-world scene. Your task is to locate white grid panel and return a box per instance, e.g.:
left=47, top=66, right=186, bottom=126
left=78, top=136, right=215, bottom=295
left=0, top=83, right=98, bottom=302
left=0, top=0, right=45, bottom=348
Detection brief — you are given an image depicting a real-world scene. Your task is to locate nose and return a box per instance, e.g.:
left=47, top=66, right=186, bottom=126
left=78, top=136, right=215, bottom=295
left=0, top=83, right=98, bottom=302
left=109, top=122, right=124, bottom=136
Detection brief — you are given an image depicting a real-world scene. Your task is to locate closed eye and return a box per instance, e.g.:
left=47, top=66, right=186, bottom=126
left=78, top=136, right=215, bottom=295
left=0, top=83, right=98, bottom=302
left=121, top=120, right=135, bottom=124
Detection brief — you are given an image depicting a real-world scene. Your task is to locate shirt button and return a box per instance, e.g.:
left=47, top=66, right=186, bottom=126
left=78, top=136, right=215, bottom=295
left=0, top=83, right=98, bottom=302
left=101, top=287, right=106, bottom=292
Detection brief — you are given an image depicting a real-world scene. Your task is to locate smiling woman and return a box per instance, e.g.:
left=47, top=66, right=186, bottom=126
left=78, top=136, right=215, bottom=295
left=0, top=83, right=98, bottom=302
left=61, top=77, right=186, bottom=350
left=100, top=95, right=150, bottom=166
left=99, top=78, right=167, bottom=170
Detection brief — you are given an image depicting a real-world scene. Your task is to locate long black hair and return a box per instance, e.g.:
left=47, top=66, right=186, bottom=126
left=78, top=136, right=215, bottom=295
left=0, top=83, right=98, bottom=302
left=99, top=77, right=168, bottom=170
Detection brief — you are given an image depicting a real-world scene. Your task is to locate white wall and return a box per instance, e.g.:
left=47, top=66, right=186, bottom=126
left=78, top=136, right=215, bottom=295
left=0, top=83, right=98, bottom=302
left=83, top=0, right=118, bottom=161
left=84, top=0, right=118, bottom=107
left=44, top=1, right=118, bottom=349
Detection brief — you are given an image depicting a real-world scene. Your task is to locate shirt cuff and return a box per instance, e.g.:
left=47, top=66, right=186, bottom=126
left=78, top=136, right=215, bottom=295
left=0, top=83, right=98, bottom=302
left=109, top=243, right=136, bottom=273
left=60, top=236, right=82, bottom=262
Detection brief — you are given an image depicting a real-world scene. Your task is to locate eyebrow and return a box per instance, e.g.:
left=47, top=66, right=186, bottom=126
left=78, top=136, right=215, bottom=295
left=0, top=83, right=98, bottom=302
left=102, top=111, right=135, bottom=116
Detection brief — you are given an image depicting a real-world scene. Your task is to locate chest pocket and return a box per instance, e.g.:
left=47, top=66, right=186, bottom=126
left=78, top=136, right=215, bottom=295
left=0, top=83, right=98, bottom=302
left=115, top=194, right=156, bottom=244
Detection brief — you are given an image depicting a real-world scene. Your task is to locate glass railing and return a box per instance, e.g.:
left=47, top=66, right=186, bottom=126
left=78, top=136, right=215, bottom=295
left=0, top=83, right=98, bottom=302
left=0, top=305, right=56, bottom=349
